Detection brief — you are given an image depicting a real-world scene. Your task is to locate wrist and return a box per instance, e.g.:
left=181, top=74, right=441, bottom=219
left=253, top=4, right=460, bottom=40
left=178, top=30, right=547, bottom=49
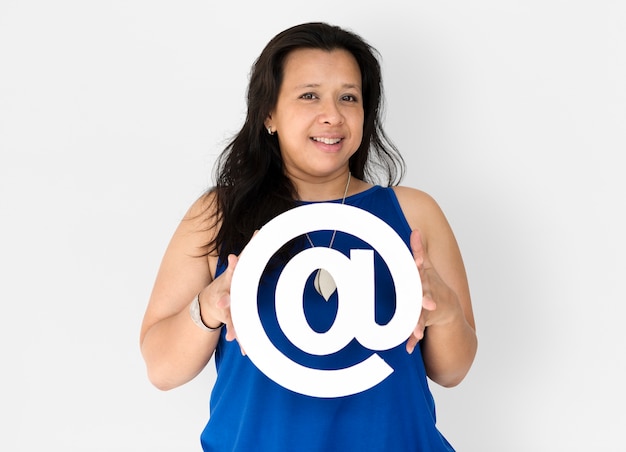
left=189, top=293, right=224, bottom=332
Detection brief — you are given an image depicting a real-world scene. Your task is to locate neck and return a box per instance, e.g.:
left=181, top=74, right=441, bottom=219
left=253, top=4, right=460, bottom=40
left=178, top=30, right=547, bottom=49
left=290, top=170, right=352, bottom=202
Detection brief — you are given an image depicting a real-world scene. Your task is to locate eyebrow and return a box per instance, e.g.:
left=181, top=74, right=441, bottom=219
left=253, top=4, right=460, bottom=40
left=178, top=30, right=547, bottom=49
left=294, top=83, right=362, bottom=90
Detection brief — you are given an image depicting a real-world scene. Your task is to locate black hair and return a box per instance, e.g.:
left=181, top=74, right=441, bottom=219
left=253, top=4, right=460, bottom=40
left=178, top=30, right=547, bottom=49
left=207, top=22, right=404, bottom=262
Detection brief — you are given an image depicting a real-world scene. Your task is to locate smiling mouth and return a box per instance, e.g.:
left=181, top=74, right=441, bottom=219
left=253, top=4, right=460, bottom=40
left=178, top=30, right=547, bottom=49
left=311, top=137, right=342, bottom=145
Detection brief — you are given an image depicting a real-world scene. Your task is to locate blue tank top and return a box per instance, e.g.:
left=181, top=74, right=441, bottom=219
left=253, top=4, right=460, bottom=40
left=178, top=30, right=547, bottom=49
left=201, top=186, right=455, bottom=451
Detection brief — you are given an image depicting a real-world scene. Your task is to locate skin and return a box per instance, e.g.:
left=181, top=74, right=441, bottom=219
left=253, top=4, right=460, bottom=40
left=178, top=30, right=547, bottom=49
left=140, top=48, right=477, bottom=391
left=267, top=48, right=365, bottom=201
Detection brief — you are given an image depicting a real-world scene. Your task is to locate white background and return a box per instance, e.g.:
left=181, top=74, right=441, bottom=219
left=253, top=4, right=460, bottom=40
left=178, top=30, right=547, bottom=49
left=1, top=1, right=624, bottom=450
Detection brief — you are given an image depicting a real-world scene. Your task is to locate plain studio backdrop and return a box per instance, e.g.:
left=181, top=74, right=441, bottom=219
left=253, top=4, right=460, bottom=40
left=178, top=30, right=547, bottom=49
left=1, top=1, right=624, bottom=450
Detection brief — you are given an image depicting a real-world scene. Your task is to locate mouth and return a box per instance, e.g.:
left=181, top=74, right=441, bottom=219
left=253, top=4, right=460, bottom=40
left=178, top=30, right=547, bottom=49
left=311, top=136, right=342, bottom=145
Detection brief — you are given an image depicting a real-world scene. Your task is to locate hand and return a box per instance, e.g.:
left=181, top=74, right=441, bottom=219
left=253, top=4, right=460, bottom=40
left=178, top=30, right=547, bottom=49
left=198, top=229, right=261, bottom=354
left=198, top=254, right=244, bottom=351
left=406, top=229, right=463, bottom=354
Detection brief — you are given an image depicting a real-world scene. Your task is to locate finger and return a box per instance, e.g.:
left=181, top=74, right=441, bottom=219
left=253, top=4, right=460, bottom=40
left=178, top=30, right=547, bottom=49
left=406, top=314, right=427, bottom=353
left=410, top=229, right=426, bottom=270
left=213, top=255, right=238, bottom=305
left=406, top=335, right=418, bottom=354
left=220, top=253, right=244, bottom=350
left=422, top=293, right=437, bottom=312
left=216, top=293, right=230, bottom=309
left=406, top=328, right=424, bottom=354
left=222, top=319, right=245, bottom=355
left=224, top=318, right=237, bottom=342
left=411, top=229, right=436, bottom=274
left=223, top=254, right=239, bottom=281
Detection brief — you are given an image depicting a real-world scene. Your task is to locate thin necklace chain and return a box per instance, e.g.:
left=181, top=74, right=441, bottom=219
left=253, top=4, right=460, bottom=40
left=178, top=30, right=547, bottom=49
left=305, top=172, right=351, bottom=249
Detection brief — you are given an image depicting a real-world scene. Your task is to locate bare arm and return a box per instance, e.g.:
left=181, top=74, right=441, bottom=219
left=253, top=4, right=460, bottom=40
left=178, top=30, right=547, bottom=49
left=393, top=186, right=477, bottom=387
left=139, top=194, right=234, bottom=391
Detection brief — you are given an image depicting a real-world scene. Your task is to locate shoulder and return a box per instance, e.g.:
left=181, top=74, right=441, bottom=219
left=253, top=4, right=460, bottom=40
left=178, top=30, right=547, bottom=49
left=184, top=190, right=218, bottom=227
left=172, top=192, right=217, bottom=244
left=391, top=185, right=445, bottom=222
left=391, top=186, right=451, bottom=246
left=168, top=190, right=220, bottom=270
left=391, top=185, right=438, bottom=206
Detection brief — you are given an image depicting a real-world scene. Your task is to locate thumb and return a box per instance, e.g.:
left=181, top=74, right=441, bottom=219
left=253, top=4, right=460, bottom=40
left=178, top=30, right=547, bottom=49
left=410, top=229, right=426, bottom=270
left=223, top=253, right=239, bottom=282
left=215, top=254, right=238, bottom=305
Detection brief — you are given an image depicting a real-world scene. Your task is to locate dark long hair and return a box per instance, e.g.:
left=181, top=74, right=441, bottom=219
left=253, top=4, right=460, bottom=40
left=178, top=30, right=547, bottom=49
left=208, top=22, right=405, bottom=262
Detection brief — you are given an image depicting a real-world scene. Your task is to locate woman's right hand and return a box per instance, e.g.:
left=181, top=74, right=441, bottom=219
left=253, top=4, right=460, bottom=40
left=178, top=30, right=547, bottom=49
left=198, top=254, right=239, bottom=342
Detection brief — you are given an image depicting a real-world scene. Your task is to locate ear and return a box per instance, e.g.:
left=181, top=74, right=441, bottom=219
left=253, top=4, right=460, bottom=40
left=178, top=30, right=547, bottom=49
left=264, top=115, right=276, bottom=135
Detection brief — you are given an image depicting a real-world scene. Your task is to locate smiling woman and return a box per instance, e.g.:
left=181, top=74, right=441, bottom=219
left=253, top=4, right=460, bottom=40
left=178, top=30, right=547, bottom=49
left=140, top=22, right=477, bottom=451
left=265, top=48, right=365, bottom=194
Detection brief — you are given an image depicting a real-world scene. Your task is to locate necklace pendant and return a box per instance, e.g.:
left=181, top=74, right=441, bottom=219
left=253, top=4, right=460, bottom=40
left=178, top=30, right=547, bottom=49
left=306, top=172, right=350, bottom=302
left=313, top=268, right=336, bottom=301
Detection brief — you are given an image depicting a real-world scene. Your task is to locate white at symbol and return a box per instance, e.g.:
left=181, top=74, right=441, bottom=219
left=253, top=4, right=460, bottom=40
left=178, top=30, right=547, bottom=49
left=230, top=203, right=422, bottom=398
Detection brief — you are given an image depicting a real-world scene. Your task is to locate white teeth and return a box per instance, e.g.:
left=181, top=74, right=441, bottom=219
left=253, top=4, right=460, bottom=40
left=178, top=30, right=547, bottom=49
left=312, top=137, right=341, bottom=145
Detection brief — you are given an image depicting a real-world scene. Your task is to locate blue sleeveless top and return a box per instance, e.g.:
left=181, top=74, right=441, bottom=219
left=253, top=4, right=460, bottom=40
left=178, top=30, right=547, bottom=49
left=201, top=186, right=454, bottom=451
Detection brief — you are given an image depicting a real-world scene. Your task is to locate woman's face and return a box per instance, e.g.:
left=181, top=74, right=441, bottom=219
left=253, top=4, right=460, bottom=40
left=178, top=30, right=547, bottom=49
left=267, top=48, right=364, bottom=182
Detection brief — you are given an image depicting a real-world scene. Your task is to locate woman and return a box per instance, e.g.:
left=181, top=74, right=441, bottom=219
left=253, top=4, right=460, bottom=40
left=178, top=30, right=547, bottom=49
left=140, top=22, right=477, bottom=451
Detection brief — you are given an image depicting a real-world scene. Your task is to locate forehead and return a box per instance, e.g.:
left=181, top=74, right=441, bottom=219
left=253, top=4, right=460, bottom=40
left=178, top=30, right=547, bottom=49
left=281, top=48, right=362, bottom=87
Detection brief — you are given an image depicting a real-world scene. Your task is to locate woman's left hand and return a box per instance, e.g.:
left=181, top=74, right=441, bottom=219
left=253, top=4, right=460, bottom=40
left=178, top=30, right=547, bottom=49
left=406, top=229, right=464, bottom=354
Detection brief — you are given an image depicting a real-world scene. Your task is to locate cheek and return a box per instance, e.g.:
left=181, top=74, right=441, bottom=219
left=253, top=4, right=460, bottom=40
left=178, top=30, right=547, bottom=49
left=352, top=111, right=365, bottom=133
left=352, top=116, right=365, bottom=142
left=276, top=135, right=300, bottom=161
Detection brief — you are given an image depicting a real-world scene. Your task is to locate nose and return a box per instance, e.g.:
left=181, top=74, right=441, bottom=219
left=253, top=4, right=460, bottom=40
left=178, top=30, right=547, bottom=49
left=318, top=99, right=344, bottom=125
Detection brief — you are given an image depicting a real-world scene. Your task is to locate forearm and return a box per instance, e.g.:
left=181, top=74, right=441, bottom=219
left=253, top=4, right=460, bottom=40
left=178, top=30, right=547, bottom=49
left=141, top=301, right=221, bottom=391
left=421, top=314, right=477, bottom=388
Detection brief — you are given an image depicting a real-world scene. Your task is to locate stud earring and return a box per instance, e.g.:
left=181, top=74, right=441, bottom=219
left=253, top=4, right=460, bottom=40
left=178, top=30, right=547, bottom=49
left=267, top=127, right=274, bottom=135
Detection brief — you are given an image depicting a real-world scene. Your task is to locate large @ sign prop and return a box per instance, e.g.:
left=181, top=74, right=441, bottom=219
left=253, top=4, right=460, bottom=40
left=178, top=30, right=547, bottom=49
left=230, top=203, right=421, bottom=398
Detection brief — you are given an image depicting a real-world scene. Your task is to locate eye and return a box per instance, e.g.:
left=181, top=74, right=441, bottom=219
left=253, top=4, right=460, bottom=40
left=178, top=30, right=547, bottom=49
left=341, top=94, right=359, bottom=103
left=300, top=93, right=318, bottom=100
